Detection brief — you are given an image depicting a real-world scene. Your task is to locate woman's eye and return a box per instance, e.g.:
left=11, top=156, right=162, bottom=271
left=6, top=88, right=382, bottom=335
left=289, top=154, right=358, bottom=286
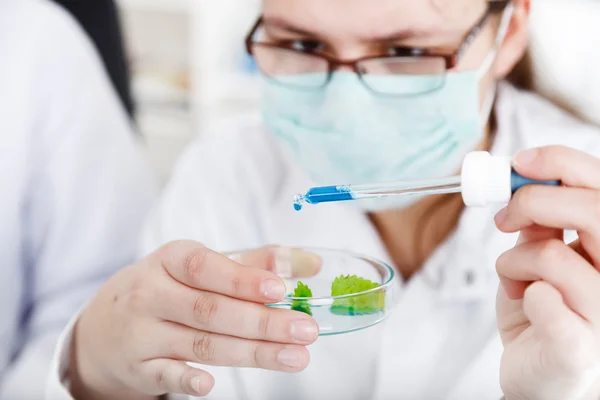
left=288, top=40, right=326, bottom=53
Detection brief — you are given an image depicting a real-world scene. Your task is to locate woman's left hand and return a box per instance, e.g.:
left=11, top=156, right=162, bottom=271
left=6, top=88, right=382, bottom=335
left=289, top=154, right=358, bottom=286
left=495, top=146, right=600, bottom=400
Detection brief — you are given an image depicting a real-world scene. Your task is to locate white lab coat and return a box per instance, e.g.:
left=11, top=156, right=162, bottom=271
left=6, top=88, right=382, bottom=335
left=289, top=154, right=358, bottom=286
left=48, top=82, right=600, bottom=400
left=0, top=1, right=157, bottom=399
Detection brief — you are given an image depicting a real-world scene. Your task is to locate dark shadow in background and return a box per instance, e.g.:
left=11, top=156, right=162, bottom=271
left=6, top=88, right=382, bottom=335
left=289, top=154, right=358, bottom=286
left=51, top=0, right=136, bottom=120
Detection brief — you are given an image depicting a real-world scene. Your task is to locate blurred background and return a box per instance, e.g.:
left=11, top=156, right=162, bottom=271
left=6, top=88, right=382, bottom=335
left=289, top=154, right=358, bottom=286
left=114, top=0, right=260, bottom=184
left=110, top=0, right=600, bottom=185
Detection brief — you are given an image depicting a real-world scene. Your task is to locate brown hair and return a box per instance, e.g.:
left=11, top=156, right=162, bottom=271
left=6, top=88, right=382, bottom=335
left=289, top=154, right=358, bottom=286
left=506, top=49, right=535, bottom=91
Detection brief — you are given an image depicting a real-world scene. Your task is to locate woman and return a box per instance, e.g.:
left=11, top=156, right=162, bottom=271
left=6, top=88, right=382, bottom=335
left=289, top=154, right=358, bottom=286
left=0, top=0, right=156, bottom=399
left=53, top=0, right=600, bottom=399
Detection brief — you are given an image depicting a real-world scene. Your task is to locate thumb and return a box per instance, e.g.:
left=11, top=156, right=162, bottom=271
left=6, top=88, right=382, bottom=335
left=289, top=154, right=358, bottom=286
left=228, top=246, right=322, bottom=278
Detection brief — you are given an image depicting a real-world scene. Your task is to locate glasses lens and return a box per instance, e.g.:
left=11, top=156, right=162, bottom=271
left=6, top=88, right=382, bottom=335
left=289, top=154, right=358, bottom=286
left=252, top=44, right=329, bottom=89
left=358, top=57, right=446, bottom=95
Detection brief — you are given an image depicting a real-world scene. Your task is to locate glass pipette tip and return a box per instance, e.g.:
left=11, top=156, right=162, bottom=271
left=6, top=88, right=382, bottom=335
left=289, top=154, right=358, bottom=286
left=293, top=175, right=462, bottom=211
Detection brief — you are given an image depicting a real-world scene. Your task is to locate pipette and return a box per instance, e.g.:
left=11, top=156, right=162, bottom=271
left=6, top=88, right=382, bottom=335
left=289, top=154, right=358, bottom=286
left=293, top=151, right=561, bottom=211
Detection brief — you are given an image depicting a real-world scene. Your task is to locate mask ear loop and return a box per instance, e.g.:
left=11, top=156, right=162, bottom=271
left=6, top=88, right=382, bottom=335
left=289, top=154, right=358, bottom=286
left=477, top=2, right=517, bottom=77
left=478, top=3, right=517, bottom=128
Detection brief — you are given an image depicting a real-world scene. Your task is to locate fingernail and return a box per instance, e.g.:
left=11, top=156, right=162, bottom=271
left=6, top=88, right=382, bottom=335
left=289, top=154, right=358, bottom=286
left=191, top=376, right=203, bottom=393
left=261, top=279, right=285, bottom=301
left=513, top=148, right=538, bottom=167
left=277, top=348, right=304, bottom=368
left=494, top=207, right=508, bottom=225
left=291, top=319, right=318, bottom=342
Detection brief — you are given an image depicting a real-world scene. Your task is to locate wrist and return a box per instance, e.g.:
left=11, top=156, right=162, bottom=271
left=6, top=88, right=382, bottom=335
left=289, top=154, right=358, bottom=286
left=69, top=317, right=156, bottom=400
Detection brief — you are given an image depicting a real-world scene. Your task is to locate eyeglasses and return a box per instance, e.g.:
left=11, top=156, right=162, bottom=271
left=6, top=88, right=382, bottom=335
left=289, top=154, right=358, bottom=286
left=245, top=1, right=510, bottom=96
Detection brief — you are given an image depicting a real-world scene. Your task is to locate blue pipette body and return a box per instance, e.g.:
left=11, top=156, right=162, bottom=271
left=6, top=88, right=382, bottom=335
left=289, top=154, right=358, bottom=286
left=510, top=170, right=560, bottom=193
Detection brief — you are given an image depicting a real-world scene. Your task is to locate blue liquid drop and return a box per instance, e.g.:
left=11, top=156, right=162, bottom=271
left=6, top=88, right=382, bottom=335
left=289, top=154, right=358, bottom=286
left=293, top=194, right=305, bottom=212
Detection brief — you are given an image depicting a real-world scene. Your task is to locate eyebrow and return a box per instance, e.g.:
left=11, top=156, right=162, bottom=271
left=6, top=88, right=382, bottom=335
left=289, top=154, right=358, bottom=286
left=262, top=16, right=426, bottom=43
left=262, top=17, right=315, bottom=37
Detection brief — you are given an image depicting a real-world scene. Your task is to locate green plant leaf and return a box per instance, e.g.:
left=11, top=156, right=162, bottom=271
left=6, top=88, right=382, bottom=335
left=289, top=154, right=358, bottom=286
left=293, top=281, right=313, bottom=298
left=330, top=275, right=384, bottom=316
left=291, top=281, right=313, bottom=316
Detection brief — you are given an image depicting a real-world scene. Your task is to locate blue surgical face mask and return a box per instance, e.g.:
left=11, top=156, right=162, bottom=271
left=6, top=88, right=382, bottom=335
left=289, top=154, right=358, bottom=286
left=262, top=16, right=511, bottom=212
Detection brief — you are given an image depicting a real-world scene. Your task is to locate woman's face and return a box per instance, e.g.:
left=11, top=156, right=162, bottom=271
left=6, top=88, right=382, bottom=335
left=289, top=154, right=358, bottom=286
left=262, top=0, right=529, bottom=107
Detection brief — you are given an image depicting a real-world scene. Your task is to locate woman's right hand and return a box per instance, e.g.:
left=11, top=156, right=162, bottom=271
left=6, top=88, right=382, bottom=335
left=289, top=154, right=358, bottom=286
left=69, top=241, right=321, bottom=400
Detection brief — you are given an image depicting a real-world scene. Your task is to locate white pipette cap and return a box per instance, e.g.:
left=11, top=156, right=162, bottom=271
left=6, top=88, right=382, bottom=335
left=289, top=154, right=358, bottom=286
left=461, top=151, right=512, bottom=207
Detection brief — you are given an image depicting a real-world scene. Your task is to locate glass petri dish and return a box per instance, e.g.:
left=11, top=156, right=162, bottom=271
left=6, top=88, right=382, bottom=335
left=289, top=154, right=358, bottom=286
left=232, top=247, right=398, bottom=336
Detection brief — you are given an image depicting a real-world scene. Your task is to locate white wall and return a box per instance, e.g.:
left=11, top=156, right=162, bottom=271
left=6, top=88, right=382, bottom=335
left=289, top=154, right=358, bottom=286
left=529, top=0, right=600, bottom=126
left=117, top=0, right=194, bottom=184
left=189, top=0, right=261, bottom=135
left=116, top=0, right=261, bottom=183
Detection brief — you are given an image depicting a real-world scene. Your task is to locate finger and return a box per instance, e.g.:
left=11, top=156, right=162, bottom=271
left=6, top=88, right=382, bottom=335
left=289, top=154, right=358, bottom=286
left=570, top=238, right=596, bottom=267
left=497, top=275, right=530, bottom=301
left=513, top=146, right=600, bottom=189
left=138, top=358, right=215, bottom=397
left=523, top=281, right=594, bottom=371
left=496, top=186, right=600, bottom=235
left=496, top=186, right=600, bottom=263
left=496, top=285, right=530, bottom=344
left=495, top=205, right=563, bottom=244
left=496, top=239, right=600, bottom=322
left=152, top=281, right=319, bottom=344
left=149, top=322, right=311, bottom=373
left=230, top=246, right=322, bottom=278
left=497, top=225, right=564, bottom=298
left=156, top=240, right=286, bottom=303
left=516, top=224, right=564, bottom=245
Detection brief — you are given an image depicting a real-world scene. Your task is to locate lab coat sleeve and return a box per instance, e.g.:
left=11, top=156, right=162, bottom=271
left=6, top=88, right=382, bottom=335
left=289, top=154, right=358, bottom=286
left=0, top=3, right=157, bottom=399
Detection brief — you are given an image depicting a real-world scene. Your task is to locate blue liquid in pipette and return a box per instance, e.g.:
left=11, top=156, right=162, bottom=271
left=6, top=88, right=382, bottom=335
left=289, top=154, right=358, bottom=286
left=294, top=186, right=355, bottom=211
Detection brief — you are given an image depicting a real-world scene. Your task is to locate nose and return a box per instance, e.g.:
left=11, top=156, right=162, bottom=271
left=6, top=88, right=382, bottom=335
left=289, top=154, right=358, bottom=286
left=329, top=45, right=369, bottom=74
left=333, top=64, right=355, bottom=73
